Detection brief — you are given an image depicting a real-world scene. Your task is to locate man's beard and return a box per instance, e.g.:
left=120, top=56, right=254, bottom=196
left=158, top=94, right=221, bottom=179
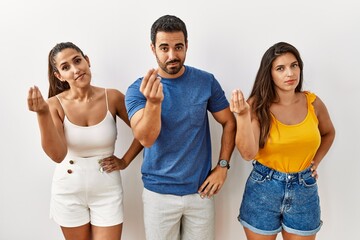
left=157, top=57, right=184, bottom=75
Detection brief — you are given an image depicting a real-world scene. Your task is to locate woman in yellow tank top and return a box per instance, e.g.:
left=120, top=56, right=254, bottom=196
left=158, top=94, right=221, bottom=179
left=230, top=42, right=335, bottom=240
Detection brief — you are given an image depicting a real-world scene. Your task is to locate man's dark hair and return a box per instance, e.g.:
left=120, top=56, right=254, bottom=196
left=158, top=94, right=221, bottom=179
left=151, top=15, right=188, bottom=45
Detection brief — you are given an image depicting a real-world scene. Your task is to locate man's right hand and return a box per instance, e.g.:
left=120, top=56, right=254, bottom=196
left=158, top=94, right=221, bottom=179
left=140, top=69, right=164, bottom=104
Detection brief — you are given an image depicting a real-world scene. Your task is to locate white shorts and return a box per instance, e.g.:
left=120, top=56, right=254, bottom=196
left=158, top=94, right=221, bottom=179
left=142, top=188, right=215, bottom=240
left=50, top=155, right=124, bottom=227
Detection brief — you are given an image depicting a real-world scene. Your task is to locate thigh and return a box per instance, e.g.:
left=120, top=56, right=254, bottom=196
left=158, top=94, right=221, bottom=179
left=181, top=194, right=214, bottom=240
left=282, top=230, right=316, bottom=240
left=61, top=223, right=91, bottom=240
left=92, top=224, right=123, bottom=240
left=244, top=227, right=278, bottom=240
left=142, top=188, right=183, bottom=240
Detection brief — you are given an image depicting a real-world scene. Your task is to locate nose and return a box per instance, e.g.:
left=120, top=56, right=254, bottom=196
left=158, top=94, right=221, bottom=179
left=73, top=65, right=80, bottom=74
left=168, top=49, right=176, bottom=60
left=286, top=67, right=294, bottom=76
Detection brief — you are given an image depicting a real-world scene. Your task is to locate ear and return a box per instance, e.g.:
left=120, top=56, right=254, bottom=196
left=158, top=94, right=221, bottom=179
left=85, top=55, right=91, bottom=68
left=54, top=71, right=66, bottom=82
left=151, top=43, right=156, bottom=55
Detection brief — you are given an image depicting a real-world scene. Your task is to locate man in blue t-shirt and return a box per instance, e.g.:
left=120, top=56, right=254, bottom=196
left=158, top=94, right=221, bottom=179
left=125, top=15, right=236, bottom=240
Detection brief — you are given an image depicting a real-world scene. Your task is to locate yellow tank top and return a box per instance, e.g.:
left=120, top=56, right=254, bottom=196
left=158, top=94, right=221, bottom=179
left=255, top=92, right=321, bottom=173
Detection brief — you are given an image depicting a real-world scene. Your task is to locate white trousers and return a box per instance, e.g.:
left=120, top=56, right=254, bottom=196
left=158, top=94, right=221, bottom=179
left=142, top=188, right=215, bottom=240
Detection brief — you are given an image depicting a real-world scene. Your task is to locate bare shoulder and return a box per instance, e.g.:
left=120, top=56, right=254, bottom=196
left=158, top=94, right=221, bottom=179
left=106, top=88, right=125, bottom=100
left=311, top=93, right=329, bottom=118
left=104, top=88, right=127, bottom=118
left=46, top=95, right=65, bottom=120
left=312, top=95, right=330, bottom=122
left=310, top=93, right=335, bottom=138
left=47, top=95, right=61, bottom=110
left=106, top=88, right=125, bottom=109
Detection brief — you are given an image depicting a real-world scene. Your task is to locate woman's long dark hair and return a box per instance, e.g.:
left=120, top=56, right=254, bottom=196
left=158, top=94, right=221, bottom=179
left=249, top=42, right=304, bottom=148
left=47, top=42, right=85, bottom=98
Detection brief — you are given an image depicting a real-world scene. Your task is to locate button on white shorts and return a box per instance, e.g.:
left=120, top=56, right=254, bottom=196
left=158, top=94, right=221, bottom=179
left=50, top=155, right=124, bottom=227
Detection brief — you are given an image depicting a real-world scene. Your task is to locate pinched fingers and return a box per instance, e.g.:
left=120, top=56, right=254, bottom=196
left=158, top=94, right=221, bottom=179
left=27, top=86, right=48, bottom=113
left=230, top=89, right=248, bottom=115
left=27, top=86, right=37, bottom=110
left=139, top=69, right=153, bottom=93
left=140, top=69, right=164, bottom=103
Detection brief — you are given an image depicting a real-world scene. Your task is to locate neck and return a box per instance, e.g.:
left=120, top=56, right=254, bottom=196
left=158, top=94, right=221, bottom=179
left=68, top=86, right=94, bottom=103
left=275, top=91, right=298, bottom=106
left=159, top=66, right=186, bottom=79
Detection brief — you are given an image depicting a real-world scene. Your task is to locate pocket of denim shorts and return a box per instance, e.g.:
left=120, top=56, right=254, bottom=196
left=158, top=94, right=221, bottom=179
left=301, top=175, right=317, bottom=187
left=249, top=170, right=267, bottom=183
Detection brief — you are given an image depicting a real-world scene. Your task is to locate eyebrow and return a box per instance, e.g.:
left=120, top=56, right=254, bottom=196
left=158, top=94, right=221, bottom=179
left=158, top=43, right=169, bottom=48
left=158, top=43, right=184, bottom=48
left=274, top=60, right=298, bottom=68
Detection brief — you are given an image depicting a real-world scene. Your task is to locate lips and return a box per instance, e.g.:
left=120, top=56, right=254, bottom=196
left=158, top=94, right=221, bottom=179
left=166, top=60, right=179, bottom=66
left=285, top=79, right=297, bottom=84
left=75, top=73, right=85, bottom=80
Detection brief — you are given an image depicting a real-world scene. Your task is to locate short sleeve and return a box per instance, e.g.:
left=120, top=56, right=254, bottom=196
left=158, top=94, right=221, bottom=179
left=125, top=79, right=146, bottom=120
left=208, top=77, right=229, bottom=113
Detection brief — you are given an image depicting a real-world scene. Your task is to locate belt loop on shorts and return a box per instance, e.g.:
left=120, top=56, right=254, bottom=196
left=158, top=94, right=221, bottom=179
left=298, top=170, right=305, bottom=184
left=266, top=169, right=274, bottom=180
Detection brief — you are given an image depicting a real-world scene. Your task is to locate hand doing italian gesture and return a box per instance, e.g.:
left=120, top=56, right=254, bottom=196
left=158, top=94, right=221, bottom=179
left=140, top=69, right=164, bottom=104
left=230, top=89, right=250, bottom=116
left=27, top=86, right=49, bottom=114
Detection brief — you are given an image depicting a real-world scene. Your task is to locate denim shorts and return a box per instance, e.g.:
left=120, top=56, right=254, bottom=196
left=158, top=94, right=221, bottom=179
left=238, top=161, right=322, bottom=236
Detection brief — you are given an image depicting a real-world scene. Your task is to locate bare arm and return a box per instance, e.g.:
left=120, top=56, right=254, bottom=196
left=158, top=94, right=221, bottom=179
left=27, top=86, right=67, bottom=163
left=100, top=89, right=144, bottom=172
left=311, top=96, right=336, bottom=172
left=230, top=89, right=260, bottom=160
left=130, top=69, right=164, bottom=147
left=198, top=107, right=236, bottom=198
left=213, top=107, right=236, bottom=165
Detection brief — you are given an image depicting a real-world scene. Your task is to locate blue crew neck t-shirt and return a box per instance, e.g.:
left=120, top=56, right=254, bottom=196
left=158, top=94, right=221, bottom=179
left=125, top=66, right=229, bottom=196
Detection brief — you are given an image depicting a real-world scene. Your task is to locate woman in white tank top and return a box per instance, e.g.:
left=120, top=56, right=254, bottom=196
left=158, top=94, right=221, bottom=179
left=27, top=42, right=143, bottom=240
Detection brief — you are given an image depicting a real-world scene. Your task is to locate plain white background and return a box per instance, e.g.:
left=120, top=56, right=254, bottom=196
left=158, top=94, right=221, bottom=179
left=0, top=0, right=359, bottom=239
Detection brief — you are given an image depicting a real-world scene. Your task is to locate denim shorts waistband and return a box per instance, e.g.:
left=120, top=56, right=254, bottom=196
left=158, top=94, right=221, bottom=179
left=252, top=161, right=313, bottom=182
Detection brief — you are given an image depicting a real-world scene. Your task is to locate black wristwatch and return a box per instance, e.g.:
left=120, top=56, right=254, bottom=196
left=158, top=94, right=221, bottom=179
left=218, top=159, right=230, bottom=169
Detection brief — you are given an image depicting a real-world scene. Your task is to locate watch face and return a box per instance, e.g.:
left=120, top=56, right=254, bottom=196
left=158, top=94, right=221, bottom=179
left=219, top=160, right=229, bottom=168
